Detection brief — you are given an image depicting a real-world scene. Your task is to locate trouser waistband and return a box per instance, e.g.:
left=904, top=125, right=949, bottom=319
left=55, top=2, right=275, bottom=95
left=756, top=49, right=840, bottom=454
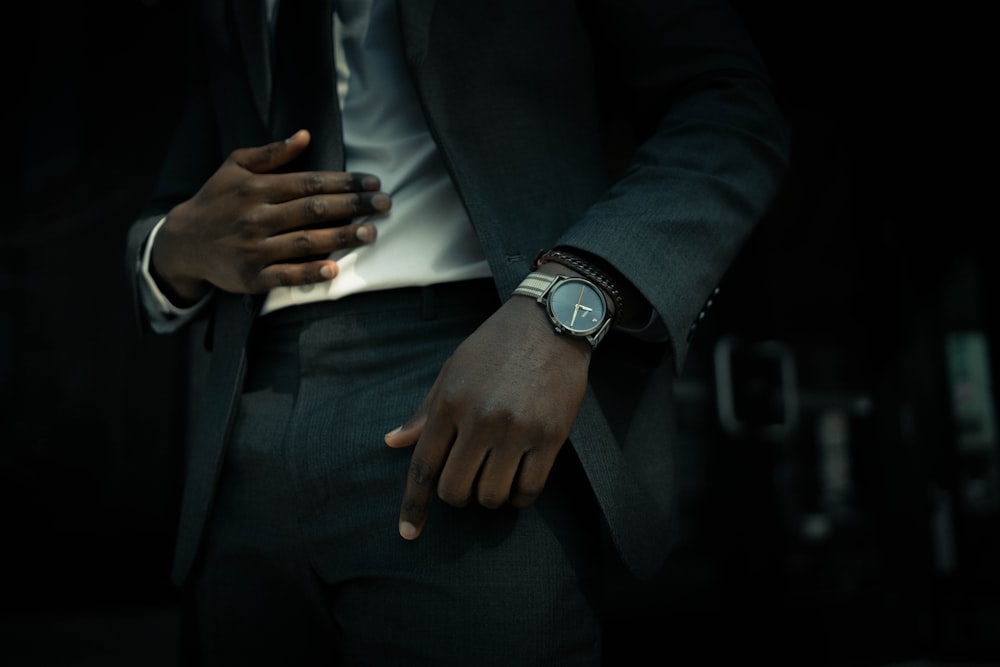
left=255, top=278, right=499, bottom=328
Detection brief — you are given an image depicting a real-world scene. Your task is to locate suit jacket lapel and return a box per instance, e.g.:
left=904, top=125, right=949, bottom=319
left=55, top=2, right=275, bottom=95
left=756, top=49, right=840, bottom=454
left=229, top=0, right=435, bottom=151
left=232, top=0, right=273, bottom=128
left=396, top=0, right=437, bottom=67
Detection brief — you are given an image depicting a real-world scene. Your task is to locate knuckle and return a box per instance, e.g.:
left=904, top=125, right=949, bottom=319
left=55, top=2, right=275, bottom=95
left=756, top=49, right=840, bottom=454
left=477, top=405, right=517, bottom=430
left=274, top=266, right=294, bottom=287
left=302, top=172, right=324, bottom=195
left=437, top=486, right=468, bottom=507
left=435, top=389, right=466, bottom=414
left=304, top=196, right=328, bottom=220
left=477, top=491, right=507, bottom=510
left=407, top=458, right=436, bottom=488
left=535, top=422, right=566, bottom=447
left=349, top=193, right=363, bottom=216
left=259, top=142, right=280, bottom=161
left=232, top=179, right=258, bottom=201
left=227, top=147, right=247, bottom=166
left=293, top=231, right=314, bottom=253
left=232, top=210, right=260, bottom=238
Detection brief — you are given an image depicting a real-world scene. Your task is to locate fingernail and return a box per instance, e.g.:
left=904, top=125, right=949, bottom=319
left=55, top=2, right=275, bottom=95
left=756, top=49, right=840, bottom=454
left=371, top=193, right=391, bottom=211
left=399, top=521, right=418, bottom=540
left=384, top=426, right=401, bottom=438
left=320, top=264, right=336, bottom=279
left=356, top=224, right=373, bottom=242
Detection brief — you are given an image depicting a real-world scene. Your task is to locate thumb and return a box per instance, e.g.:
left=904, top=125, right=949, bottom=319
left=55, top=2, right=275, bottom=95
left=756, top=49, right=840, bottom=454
left=384, top=414, right=426, bottom=449
left=233, top=129, right=311, bottom=173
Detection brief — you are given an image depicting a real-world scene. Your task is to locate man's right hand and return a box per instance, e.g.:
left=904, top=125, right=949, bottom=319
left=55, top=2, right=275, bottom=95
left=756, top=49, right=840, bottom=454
left=150, top=129, right=391, bottom=306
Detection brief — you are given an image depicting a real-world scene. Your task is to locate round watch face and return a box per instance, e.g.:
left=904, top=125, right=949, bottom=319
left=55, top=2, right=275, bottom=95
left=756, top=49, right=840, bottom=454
left=546, top=277, right=608, bottom=335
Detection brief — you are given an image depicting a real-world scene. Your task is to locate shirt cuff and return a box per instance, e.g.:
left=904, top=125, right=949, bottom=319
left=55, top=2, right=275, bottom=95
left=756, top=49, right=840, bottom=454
left=139, top=216, right=212, bottom=333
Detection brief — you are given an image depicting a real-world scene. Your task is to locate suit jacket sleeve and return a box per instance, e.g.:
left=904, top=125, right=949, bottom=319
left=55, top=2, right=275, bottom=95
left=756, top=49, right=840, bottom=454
left=557, top=0, right=791, bottom=373
left=398, top=0, right=790, bottom=375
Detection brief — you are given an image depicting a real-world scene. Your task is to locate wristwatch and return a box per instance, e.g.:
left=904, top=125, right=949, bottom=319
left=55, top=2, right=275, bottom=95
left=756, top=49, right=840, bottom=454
left=513, top=271, right=614, bottom=348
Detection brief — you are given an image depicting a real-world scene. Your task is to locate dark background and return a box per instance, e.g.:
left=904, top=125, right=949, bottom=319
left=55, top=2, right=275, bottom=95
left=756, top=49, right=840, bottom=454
left=2, top=1, right=995, bottom=665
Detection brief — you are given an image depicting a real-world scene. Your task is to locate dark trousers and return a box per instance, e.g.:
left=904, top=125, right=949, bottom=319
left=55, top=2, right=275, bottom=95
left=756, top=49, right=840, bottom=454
left=188, top=280, right=604, bottom=666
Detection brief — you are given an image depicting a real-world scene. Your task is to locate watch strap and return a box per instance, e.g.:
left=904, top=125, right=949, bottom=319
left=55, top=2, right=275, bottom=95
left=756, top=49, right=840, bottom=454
left=512, top=271, right=559, bottom=300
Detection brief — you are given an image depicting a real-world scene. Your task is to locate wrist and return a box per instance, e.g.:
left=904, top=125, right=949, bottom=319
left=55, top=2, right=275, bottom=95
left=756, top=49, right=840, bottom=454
left=506, top=288, right=594, bottom=357
left=149, top=216, right=211, bottom=307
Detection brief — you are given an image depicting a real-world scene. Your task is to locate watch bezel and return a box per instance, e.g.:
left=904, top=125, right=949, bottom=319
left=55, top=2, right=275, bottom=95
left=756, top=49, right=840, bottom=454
left=540, top=276, right=612, bottom=346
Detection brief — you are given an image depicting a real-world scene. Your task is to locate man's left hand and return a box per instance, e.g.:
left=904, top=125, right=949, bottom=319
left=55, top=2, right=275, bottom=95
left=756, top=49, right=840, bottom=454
left=384, top=286, right=591, bottom=540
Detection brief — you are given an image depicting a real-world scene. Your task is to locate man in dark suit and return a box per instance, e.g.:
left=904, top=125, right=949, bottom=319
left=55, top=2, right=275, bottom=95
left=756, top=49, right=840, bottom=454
left=126, top=0, right=789, bottom=663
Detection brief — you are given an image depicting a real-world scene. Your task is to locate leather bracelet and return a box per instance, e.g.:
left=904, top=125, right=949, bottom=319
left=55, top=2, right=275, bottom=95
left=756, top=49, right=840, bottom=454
left=533, top=249, right=625, bottom=324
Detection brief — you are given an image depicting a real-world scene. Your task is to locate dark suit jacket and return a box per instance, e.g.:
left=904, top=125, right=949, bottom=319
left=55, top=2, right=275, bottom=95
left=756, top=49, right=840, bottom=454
left=126, top=0, right=790, bottom=585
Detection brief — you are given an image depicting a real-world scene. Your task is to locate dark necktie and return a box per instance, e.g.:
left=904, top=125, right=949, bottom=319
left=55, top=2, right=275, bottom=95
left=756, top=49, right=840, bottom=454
left=270, top=0, right=343, bottom=171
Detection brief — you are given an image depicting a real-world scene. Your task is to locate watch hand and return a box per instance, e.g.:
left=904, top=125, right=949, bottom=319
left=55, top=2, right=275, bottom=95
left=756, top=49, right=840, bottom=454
left=571, top=285, right=585, bottom=327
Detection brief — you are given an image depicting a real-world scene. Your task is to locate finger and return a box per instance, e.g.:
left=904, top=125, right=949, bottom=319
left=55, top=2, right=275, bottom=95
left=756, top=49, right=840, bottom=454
left=264, top=191, right=391, bottom=236
left=263, top=220, right=378, bottom=266
left=385, top=426, right=420, bottom=449
left=228, top=132, right=384, bottom=193
left=255, top=258, right=339, bottom=289
left=266, top=170, right=383, bottom=203
left=508, top=448, right=558, bottom=509
left=435, top=439, right=489, bottom=508
left=384, top=402, right=430, bottom=449
left=397, top=417, right=455, bottom=541
left=472, top=447, right=521, bottom=510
